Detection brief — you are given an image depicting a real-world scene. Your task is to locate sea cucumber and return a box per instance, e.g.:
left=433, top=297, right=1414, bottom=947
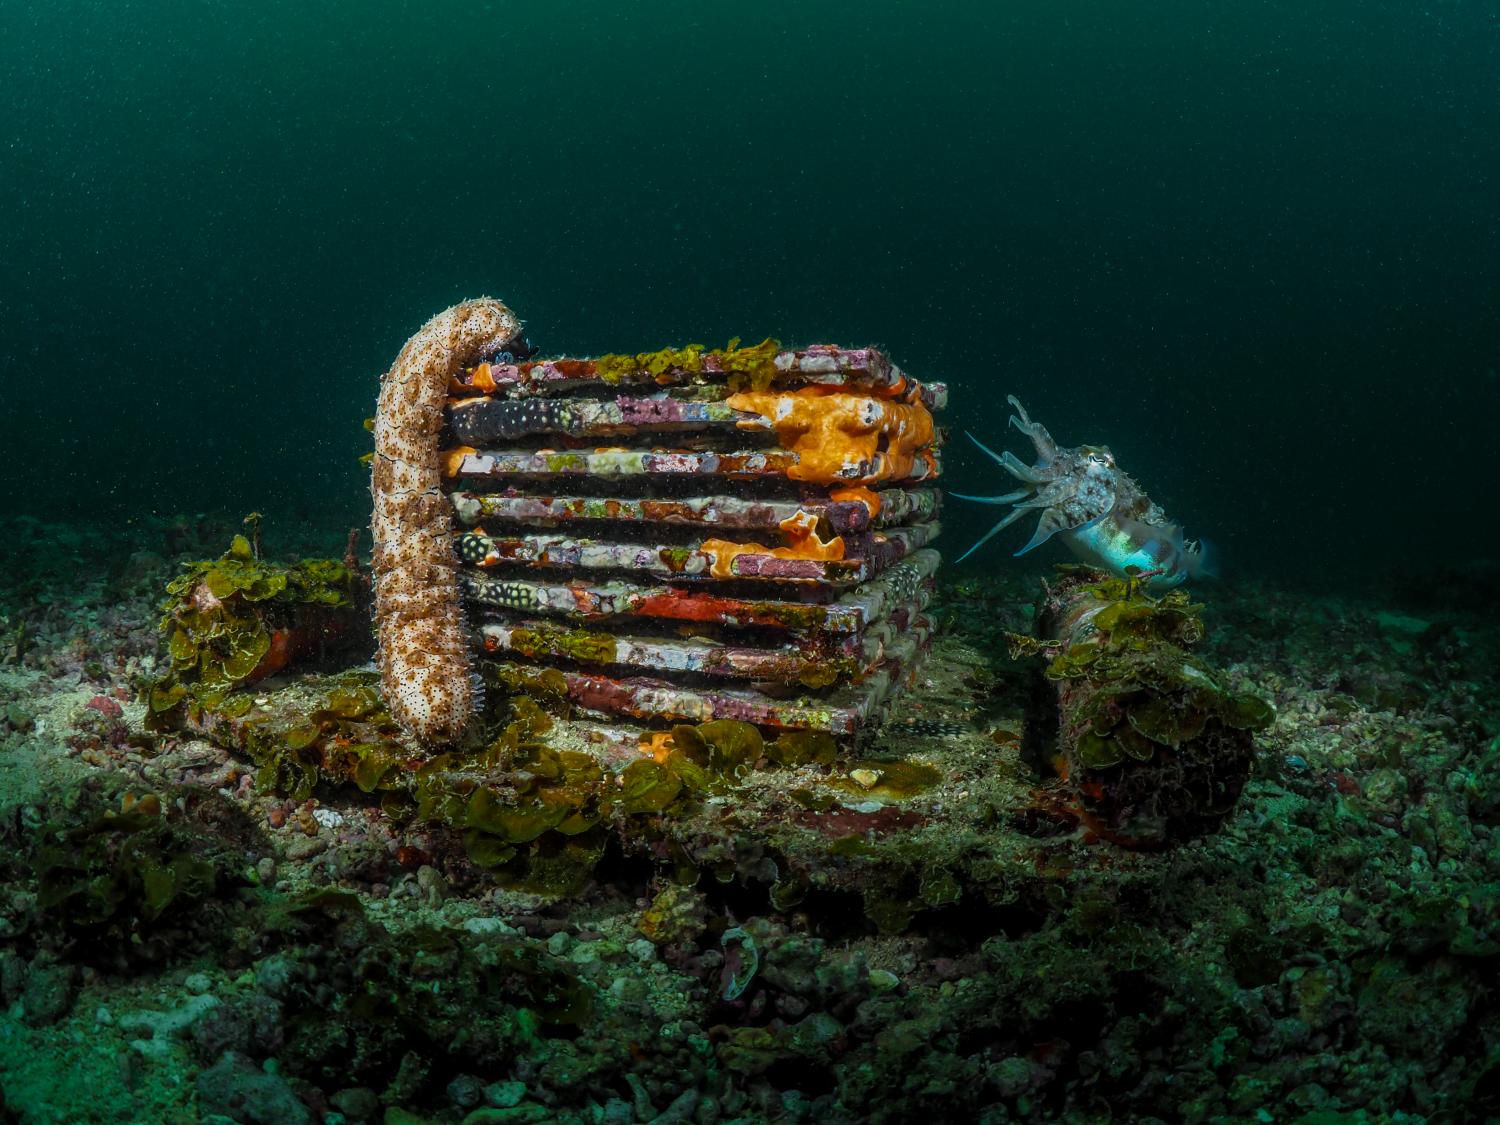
left=371, top=298, right=524, bottom=744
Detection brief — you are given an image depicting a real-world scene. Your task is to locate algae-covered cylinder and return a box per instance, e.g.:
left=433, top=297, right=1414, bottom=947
left=1019, top=566, right=1272, bottom=847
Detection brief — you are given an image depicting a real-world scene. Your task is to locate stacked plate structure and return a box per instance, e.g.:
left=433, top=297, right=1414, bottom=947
left=440, top=341, right=945, bottom=737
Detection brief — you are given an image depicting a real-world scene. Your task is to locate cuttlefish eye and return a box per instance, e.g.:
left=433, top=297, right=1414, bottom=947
left=1087, top=451, right=1113, bottom=466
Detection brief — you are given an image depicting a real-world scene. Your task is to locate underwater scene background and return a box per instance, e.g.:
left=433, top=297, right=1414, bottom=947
left=3, top=0, right=1497, bottom=583
left=2, top=2, right=1499, bottom=1124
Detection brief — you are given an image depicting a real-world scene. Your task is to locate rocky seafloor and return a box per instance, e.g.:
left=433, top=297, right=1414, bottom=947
left=0, top=514, right=1497, bottom=1125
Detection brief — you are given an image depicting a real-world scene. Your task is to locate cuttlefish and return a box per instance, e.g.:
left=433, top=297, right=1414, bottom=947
left=951, top=396, right=1211, bottom=588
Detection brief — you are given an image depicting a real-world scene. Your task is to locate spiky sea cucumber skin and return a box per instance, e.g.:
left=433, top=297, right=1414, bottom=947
left=371, top=298, right=522, bottom=744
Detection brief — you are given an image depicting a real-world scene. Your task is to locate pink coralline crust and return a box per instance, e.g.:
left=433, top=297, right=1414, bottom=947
left=790, top=806, right=927, bottom=837
left=371, top=298, right=524, bottom=745
left=86, top=695, right=124, bottom=719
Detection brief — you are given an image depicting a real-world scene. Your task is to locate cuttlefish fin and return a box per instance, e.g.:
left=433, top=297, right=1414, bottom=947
left=1188, top=538, right=1219, bottom=580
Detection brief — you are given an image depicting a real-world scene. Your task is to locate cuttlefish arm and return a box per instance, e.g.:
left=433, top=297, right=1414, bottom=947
left=1006, top=394, right=1059, bottom=463
left=1014, top=506, right=1114, bottom=558
left=950, top=395, right=1116, bottom=562
left=960, top=430, right=1050, bottom=485
left=947, top=495, right=1044, bottom=563
left=950, top=472, right=1100, bottom=558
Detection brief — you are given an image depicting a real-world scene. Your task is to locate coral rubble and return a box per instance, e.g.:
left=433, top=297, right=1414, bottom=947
left=2, top=499, right=1497, bottom=1121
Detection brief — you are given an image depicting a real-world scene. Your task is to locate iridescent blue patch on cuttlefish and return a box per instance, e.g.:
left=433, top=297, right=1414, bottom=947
left=950, top=396, right=1209, bottom=589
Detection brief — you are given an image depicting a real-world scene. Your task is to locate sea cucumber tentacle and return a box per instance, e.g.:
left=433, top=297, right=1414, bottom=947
left=371, top=298, right=524, bottom=745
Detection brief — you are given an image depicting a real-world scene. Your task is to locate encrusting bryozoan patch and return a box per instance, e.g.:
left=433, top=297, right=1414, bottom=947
left=372, top=298, right=524, bottom=744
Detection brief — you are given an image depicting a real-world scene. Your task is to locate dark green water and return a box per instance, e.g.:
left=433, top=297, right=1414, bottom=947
left=3, top=0, right=1495, bottom=583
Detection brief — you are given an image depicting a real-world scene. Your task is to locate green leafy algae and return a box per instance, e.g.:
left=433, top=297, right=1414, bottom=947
left=506, top=623, right=618, bottom=666
left=830, top=758, right=942, bottom=799
left=672, top=719, right=762, bottom=778
left=767, top=729, right=839, bottom=767
left=26, top=790, right=247, bottom=964
left=1037, top=570, right=1274, bottom=772
left=592, top=337, right=781, bottom=390
left=144, top=531, right=358, bottom=730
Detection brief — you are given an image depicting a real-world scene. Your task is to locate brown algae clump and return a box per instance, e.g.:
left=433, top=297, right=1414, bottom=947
left=1019, top=566, right=1275, bottom=846
left=145, top=534, right=359, bottom=728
